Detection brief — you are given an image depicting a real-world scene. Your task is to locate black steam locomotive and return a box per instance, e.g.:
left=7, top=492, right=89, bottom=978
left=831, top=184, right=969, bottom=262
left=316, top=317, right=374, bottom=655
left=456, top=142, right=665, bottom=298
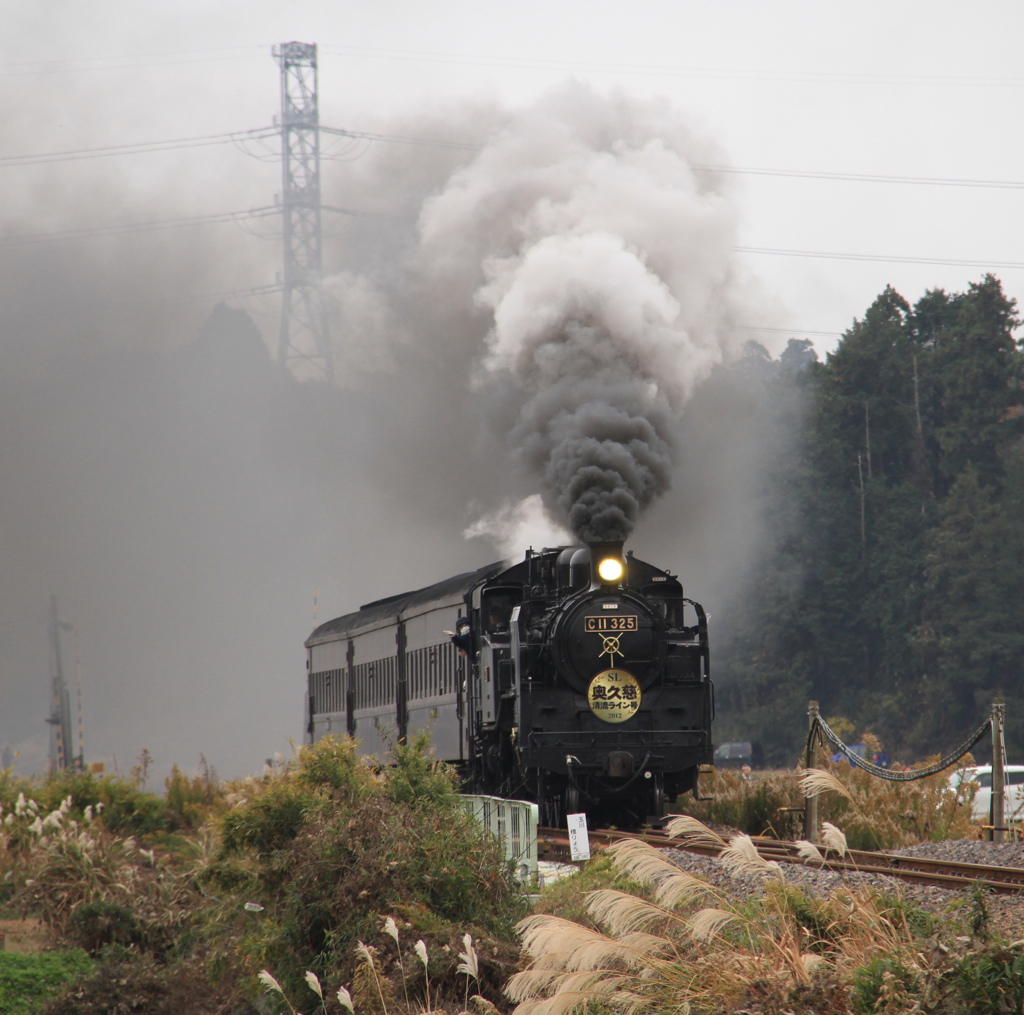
left=304, top=541, right=713, bottom=826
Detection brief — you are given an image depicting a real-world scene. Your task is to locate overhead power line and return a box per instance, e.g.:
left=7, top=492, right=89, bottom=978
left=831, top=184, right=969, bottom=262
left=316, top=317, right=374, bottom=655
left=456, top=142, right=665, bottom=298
left=0, top=207, right=278, bottom=247
left=0, top=128, right=278, bottom=169
left=0, top=203, right=1019, bottom=276
left=321, top=44, right=1024, bottom=89
left=0, top=46, right=266, bottom=77
left=736, top=245, right=1024, bottom=270
left=3, top=42, right=1020, bottom=89
left=320, top=127, right=1024, bottom=189
left=319, top=124, right=478, bottom=151
left=741, top=325, right=841, bottom=338
left=695, top=164, right=1024, bottom=191
left=165, top=282, right=285, bottom=305
left=6, top=123, right=1024, bottom=194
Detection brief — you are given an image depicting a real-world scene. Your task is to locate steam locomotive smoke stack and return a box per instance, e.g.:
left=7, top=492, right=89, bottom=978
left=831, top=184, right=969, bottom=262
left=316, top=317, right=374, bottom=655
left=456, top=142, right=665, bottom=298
left=419, top=84, right=744, bottom=543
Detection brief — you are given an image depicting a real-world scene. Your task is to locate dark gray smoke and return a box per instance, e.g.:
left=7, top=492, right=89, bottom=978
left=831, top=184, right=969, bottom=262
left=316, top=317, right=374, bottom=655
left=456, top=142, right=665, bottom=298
left=408, top=84, right=748, bottom=544
left=516, top=369, right=675, bottom=541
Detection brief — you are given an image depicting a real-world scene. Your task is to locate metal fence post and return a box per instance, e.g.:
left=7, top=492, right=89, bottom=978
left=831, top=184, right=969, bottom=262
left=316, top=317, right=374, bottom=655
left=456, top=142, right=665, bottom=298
left=803, top=700, right=820, bottom=843
left=992, top=699, right=1006, bottom=844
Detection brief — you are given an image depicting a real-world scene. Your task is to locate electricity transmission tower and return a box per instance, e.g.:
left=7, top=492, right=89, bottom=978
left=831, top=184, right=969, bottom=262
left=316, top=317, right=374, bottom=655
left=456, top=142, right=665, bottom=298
left=46, top=596, right=79, bottom=773
left=273, top=41, right=333, bottom=379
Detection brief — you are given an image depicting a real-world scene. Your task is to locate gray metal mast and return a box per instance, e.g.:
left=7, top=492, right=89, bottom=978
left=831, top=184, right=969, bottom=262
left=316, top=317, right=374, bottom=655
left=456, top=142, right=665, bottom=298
left=273, top=41, right=333, bottom=379
left=46, top=596, right=76, bottom=773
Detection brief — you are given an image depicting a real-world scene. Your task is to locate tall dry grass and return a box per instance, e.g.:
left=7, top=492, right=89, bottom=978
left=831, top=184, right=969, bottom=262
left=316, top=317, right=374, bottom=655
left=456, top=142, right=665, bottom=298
left=674, top=758, right=977, bottom=850
left=0, top=792, right=200, bottom=960
left=508, top=826, right=927, bottom=1015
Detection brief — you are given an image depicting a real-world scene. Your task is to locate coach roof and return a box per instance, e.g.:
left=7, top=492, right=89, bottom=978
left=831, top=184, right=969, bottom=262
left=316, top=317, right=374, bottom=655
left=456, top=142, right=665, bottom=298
left=305, top=560, right=505, bottom=647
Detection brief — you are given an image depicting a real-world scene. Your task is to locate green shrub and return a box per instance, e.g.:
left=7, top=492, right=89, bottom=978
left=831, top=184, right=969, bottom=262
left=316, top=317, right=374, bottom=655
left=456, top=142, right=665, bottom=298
left=383, top=733, right=461, bottom=809
left=532, top=853, right=652, bottom=929
left=214, top=736, right=528, bottom=1008
left=219, top=778, right=315, bottom=859
left=0, top=771, right=168, bottom=839
left=850, top=955, right=919, bottom=1014
left=953, top=946, right=1024, bottom=1014
left=218, top=737, right=377, bottom=860
left=65, top=901, right=142, bottom=956
left=0, top=951, right=92, bottom=1015
left=164, top=761, right=224, bottom=832
left=295, top=736, right=375, bottom=804
left=36, top=954, right=247, bottom=1015
left=2, top=738, right=527, bottom=1014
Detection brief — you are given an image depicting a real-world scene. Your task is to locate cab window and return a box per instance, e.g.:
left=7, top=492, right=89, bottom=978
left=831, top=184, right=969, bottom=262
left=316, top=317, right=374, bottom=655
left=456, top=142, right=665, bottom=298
left=481, top=589, right=519, bottom=636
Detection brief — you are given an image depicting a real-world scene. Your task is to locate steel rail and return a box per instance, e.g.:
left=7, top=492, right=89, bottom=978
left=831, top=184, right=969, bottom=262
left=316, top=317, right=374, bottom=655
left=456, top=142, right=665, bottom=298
left=537, top=827, right=1024, bottom=895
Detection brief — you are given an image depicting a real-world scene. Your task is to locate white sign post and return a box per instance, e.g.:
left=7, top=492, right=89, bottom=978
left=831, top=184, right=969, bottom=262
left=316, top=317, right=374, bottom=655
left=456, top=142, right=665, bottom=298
left=567, top=812, right=591, bottom=861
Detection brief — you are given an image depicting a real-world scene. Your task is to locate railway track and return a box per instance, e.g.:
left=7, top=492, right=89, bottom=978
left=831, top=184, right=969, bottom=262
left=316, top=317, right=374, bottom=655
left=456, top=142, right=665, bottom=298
left=537, top=826, right=1024, bottom=895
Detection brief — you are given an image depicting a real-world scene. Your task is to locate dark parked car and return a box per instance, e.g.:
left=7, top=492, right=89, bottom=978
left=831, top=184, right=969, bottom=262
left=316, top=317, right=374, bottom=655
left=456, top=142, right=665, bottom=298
left=714, top=741, right=754, bottom=768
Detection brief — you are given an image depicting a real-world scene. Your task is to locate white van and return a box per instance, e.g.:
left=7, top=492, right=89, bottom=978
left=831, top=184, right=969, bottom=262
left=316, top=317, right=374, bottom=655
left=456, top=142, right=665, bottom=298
left=951, top=766, right=1024, bottom=822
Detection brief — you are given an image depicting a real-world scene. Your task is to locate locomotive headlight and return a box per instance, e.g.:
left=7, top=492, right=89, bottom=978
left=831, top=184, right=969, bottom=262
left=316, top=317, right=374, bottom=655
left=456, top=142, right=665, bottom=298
left=597, top=557, right=624, bottom=583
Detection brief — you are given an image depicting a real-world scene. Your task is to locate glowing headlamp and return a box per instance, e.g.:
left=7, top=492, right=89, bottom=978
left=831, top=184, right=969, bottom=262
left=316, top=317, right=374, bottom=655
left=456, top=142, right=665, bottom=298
left=597, top=557, right=624, bottom=583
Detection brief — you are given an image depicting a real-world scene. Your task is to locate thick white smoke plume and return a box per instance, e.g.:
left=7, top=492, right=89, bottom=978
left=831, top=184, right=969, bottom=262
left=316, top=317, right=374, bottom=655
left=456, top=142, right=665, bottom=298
left=409, top=84, right=744, bottom=542
left=463, top=494, right=572, bottom=559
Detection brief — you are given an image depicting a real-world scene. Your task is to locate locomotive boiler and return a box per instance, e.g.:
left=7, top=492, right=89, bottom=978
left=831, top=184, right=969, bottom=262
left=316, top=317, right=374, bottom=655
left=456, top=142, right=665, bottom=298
left=304, top=541, right=713, bottom=826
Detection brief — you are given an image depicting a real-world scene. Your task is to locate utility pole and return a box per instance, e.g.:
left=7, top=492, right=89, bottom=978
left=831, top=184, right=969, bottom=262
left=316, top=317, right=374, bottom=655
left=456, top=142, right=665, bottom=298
left=991, top=699, right=1006, bottom=843
left=46, top=597, right=76, bottom=773
left=803, top=700, right=820, bottom=843
left=273, top=41, right=333, bottom=380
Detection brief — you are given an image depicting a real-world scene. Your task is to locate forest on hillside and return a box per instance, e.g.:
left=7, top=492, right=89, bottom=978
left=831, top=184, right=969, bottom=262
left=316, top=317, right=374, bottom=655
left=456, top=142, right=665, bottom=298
left=712, top=275, right=1024, bottom=766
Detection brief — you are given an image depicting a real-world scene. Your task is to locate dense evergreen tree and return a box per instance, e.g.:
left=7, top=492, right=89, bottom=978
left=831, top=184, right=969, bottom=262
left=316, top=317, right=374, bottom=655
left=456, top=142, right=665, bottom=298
left=715, top=276, right=1024, bottom=765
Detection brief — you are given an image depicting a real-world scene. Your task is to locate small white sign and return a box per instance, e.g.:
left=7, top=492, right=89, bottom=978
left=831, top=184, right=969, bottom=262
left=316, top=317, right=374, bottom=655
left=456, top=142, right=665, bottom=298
left=567, top=812, right=591, bottom=861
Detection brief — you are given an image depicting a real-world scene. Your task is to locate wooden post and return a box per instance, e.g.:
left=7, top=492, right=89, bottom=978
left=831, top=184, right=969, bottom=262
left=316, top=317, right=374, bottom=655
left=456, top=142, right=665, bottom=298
left=992, top=699, right=1006, bottom=844
left=803, top=700, right=820, bottom=843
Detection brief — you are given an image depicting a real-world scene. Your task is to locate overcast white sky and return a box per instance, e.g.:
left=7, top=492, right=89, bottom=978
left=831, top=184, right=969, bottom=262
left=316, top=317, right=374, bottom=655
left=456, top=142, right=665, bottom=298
left=2, top=1, right=1022, bottom=780
left=7, top=1, right=1024, bottom=352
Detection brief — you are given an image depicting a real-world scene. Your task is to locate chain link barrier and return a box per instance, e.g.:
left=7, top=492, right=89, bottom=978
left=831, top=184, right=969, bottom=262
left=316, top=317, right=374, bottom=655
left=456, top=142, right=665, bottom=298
left=808, top=715, right=991, bottom=782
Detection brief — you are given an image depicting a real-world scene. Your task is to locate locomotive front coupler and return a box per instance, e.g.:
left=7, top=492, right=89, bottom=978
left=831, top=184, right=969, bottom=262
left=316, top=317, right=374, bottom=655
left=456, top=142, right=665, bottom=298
left=597, top=752, right=653, bottom=795
left=607, top=750, right=634, bottom=779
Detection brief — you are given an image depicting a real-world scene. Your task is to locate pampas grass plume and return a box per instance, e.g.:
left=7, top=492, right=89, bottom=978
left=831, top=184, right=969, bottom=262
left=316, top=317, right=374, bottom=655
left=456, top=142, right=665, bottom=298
left=796, top=840, right=823, bottom=861
left=304, top=971, right=323, bottom=999
left=800, top=768, right=854, bottom=801
left=586, top=889, right=669, bottom=936
left=458, top=932, right=479, bottom=979
left=607, top=838, right=690, bottom=884
left=718, top=835, right=782, bottom=878
left=687, top=907, right=740, bottom=943
left=383, top=915, right=400, bottom=945
left=663, top=815, right=726, bottom=846
left=258, top=970, right=284, bottom=994
left=802, top=953, right=828, bottom=974
left=336, top=985, right=354, bottom=1014
left=821, top=822, right=848, bottom=857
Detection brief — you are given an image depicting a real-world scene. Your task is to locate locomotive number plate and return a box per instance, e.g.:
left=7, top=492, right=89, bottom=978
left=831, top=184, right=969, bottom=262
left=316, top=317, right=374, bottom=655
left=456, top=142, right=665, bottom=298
left=584, top=615, right=638, bottom=632
left=587, top=669, right=642, bottom=723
